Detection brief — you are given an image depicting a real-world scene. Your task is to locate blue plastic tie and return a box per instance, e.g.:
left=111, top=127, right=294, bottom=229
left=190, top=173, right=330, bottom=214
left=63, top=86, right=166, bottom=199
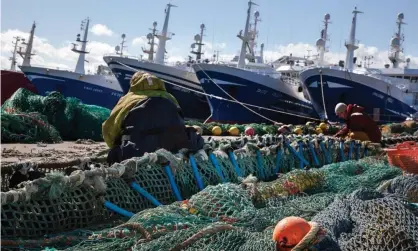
left=298, top=141, right=305, bottom=169
left=339, top=141, right=345, bottom=162
left=255, top=150, right=266, bottom=179
left=285, top=142, right=310, bottom=166
left=364, top=146, right=369, bottom=157
left=209, top=153, right=227, bottom=182
left=104, top=201, right=134, bottom=218
left=164, top=165, right=183, bottom=201
left=355, top=143, right=361, bottom=160
left=228, top=151, right=242, bottom=177
left=308, top=142, right=320, bottom=166
left=131, top=182, right=162, bottom=207
left=189, top=155, right=205, bottom=191
left=274, top=148, right=282, bottom=174
left=348, top=141, right=354, bottom=160
left=328, top=139, right=335, bottom=162
left=319, top=141, right=331, bottom=164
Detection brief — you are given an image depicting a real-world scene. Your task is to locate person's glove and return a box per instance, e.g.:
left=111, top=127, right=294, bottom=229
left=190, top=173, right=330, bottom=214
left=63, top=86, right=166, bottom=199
left=185, top=127, right=204, bottom=153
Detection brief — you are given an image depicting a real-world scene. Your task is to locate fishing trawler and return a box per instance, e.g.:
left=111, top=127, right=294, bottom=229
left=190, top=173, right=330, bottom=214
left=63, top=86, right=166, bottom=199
left=192, top=1, right=318, bottom=125
left=19, top=18, right=123, bottom=109
left=299, top=9, right=418, bottom=123
left=104, top=3, right=210, bottom=121
left=1, top=22, right=38, bottom=104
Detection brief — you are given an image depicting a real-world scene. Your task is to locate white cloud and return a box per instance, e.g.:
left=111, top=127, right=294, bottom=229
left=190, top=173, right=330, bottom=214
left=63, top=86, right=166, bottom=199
left=204, top=42, right=227, bottom=51
left=90, top=24, right=113, bottom=36
left=132, top=36, right=148, bottom=47
left=166, top=55, right=187, bottom=63
left=0, top=29, right=116, bottom=73
left=2, top=28, right=417, bottom=76
left=1, top=55, right=12, bottom=70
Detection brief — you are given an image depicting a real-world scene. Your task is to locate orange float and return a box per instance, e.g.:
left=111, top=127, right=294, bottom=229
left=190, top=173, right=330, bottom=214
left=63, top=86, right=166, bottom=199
left=272, top=216, right=311, bottom=251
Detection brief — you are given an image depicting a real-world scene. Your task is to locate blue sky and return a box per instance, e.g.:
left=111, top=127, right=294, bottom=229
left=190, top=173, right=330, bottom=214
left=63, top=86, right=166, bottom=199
left=1, top=0, right=418, bottom=71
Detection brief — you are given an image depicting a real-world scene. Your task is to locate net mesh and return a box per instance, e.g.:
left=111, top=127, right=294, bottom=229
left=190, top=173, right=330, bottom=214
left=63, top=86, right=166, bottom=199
left=2, top=131, right=417, bottom=251
left=1, top=112, right=62, bottom=143
left=1, top=88, right=110, bottom=143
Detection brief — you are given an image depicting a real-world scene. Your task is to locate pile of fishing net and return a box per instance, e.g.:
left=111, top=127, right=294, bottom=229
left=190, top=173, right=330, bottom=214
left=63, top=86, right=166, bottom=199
left=6, top=158, right=412, bottom=251
left=2, top=131, right=417, bottom=251
left=1, top=111, right=62, bottom=143
left=185, top=120, right=342, bottom=137
left=1, top=88, right=111, bottom=143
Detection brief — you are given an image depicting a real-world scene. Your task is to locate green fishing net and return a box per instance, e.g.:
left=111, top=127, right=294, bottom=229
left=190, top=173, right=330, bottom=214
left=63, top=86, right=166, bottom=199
left=61, top=157, right=415, bottom=251
left=1, top=88, right=111, bottom=143
left=3, top=148, right=417, bottom=251
left=1, top=111, right=62, bottom=143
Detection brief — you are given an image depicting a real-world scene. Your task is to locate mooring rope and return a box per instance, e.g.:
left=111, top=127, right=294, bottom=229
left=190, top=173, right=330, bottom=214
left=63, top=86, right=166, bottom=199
left=115, top=61, right=321, bottom=123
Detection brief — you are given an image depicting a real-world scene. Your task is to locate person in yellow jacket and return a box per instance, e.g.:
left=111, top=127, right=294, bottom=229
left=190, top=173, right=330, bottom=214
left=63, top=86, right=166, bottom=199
left=102, top=71, right=203, bottom=165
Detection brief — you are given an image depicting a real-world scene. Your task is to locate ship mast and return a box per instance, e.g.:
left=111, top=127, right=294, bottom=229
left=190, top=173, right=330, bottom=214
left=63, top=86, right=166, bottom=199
left=389, top=13, right=406, bottom=68
left=190, top=24, right=206, bottom=61
left=9, top=36, right=21, bottom=71
left=155, top=3, right=177, bottom=64
left=316, top=14, right=331, bottom=67
left=237, top=0, right=258, bottom=68
left=72, top=18, right=90, bottom=74
left=247, top=10, right=261, bottom=63
left=142, top=22, right=158, bottom=61
left=115, top=34, right=127, bottom=56
left=17, top=21, right=37, bottom=67
left=344, top=6, right=362, bottom=71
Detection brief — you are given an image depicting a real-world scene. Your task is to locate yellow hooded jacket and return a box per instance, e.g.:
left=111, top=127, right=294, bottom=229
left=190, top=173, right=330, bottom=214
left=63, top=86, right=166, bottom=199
left=102, top=71, right=179, bottom=148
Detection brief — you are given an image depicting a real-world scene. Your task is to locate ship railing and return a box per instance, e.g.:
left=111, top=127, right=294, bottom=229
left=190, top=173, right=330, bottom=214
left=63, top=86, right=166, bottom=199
left=103, top=54, right=199, bottom=70
left=103, top=53, right=143, bottom=61
left=27, top=64, right=73, bottom=72
left=367, top=73, right=414, bottom=92
left=241, top=68, right=282, bottom=79
left=299, top=65, right=345, bottom=73
left=280, top=76, right=301, bottom=86
left=344, top=39, right=360, bottom=47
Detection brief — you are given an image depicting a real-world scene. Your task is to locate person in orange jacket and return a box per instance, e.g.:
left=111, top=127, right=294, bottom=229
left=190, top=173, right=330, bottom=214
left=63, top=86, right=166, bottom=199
left=333, top=103, right=382, bottom=143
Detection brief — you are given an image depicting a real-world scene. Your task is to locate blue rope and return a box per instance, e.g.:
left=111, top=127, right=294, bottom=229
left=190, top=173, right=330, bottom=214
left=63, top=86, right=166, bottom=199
left=209, top=153, right=227, bottom=182
left=228, top=151, right=242, bottom=177
left=355, top=143, right=361, bottom=160
left=298, top=141, right=305, bottom=169
left=328, top=139, right=335, bottom=162
left=285, top=142, right=310, bottom=166
left=189, top=155, right=205, bottom=191
left=364, top=146, right=368, bottom=157
left=130, top=182, right=162, bottom=207
left=164, top=165, right=183, bottom=201
left=274, top=148, right=283, bottom=174
left=308, top=142, right=320, bottom=166
left=104, top=201, right=134, bottom=218
left=348, top=141, right=354, bottom=160
left=256, top=150, right=266, bottom=179
left=319, top=141, right=331, bottom=164
left=339, top=141, right=345, bottom=162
